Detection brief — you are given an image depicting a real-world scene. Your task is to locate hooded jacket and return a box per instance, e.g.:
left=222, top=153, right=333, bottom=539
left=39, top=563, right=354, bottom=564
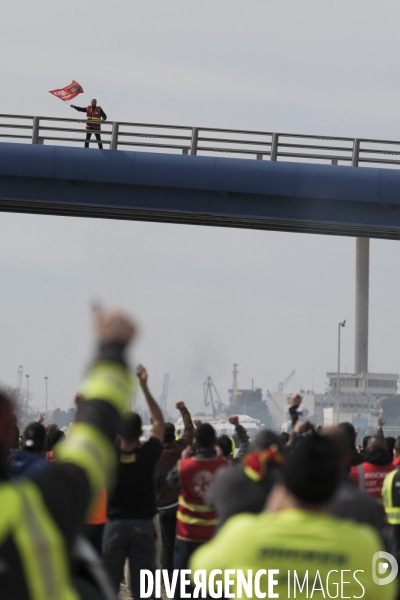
left=8, top=449, right=49, bottom=480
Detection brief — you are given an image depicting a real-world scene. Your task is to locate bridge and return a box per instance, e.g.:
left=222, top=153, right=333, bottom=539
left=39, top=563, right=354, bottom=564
left=2, top=113, right=400, bottom=239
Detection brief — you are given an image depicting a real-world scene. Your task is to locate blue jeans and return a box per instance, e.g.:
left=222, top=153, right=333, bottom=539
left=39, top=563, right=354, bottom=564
left=174, top=539, right=203, bottom=600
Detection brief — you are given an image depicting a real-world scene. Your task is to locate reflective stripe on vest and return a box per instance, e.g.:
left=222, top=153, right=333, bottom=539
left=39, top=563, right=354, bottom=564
left=384, top=510, right=400, bottom=524
left=79, top=361, right=133, bottom=414
left=177, top=493, right=217, bottom=523
left=0, top=481, right=78, bottom=600
left=63, top=360, right=132, bottom=500
left=229, top=437, right=235, bottom=456
left=55, top=422, right=116, bottom=500
left=178, top=494, right=216, bottom=513
left=382, top=469, right=400, bottom=524
left=176, top=507, right=218, bottom=526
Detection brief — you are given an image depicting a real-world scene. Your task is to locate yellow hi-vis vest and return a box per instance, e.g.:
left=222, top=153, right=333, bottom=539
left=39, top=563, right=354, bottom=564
left=382, top=468, right=400, bottom=524
left=0, top=359, right=133, bottom=600
left=0, top=479, right=78, bottom=600
left=0, top=360, right=132, bottom=600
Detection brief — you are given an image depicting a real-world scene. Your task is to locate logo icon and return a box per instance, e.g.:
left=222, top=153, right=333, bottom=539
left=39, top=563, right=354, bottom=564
left=68, top=85, right=82, bottom=94
left=372, top=551, right=398, bottom=585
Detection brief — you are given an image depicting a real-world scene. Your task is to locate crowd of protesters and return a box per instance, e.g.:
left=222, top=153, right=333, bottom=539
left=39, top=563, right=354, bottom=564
left=1, top=307, right=400, bottom=599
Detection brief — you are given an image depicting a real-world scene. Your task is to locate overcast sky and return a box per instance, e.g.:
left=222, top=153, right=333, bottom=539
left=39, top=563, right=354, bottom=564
left=1, top=1, right=400, bottom=417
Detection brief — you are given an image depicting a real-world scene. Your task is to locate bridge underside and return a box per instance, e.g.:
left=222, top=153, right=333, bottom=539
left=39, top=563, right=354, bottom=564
left=1, top=142, right=400, bottom=239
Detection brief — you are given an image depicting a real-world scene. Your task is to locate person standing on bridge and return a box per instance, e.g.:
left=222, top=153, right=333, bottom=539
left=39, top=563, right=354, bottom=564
left=70, top=98, right=107, bottom=149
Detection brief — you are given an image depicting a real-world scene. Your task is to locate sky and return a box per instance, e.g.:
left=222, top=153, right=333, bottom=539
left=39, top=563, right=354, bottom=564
left=1, top=1, right=400, bottom=417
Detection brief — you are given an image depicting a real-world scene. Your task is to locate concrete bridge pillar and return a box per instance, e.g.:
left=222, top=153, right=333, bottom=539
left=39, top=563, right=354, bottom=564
left=354, top=237, right=369, bottom=374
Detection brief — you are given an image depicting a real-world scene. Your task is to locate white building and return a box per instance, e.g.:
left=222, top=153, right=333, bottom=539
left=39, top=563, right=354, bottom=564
left=321, top=371, right=399, bottom=430
left=326, top=372, right=398, bottom=397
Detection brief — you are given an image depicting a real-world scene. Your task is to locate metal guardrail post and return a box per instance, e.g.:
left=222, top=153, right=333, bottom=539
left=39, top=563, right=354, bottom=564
left=331, top=159, right=338, bottom=166
left=270, top=133, right=279, bottom=161
left=32, top=117, right=40, bottom=144
left=256, top=153, right=263, bottom=160
left=190, top=128, right=199, bottom=155
left=352, top=139, right=360, bottom=167
left=110, top=122, right=119, bottom=150
left=182, top=148, right=189, bottom=155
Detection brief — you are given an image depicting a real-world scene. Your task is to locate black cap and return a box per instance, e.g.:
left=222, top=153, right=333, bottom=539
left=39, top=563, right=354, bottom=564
left=23, top=422, right=46, bottom=451
left=285, top=435, right=340, bottom=504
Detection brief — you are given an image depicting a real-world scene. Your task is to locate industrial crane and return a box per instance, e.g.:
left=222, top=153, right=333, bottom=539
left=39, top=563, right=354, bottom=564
left=203, top=376, right=226, bottom=418
left=16, top=365, right=23, bottom=393
left=158, top=374, right=169, bottom=418
left=276, top=370, right=296, bottom=394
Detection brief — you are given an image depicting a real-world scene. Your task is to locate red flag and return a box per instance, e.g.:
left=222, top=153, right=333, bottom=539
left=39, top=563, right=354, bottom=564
left=49, top=80, right=84, bottom=102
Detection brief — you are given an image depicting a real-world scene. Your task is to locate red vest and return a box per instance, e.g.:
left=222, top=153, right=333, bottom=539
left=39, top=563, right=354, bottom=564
left=176, top=456, right=228, bottom=542
left=351, top=461, right=395, bottom=501
left=86, top=105, right=102, bottom=129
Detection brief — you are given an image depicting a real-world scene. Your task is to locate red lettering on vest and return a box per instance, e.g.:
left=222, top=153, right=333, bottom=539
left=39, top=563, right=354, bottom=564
left=351, top=462, right=395, bottom=500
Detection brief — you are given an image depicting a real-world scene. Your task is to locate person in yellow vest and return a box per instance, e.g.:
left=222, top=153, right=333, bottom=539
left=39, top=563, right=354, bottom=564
left=0, top=305, right=136, bottom=600
left=71, top=99, right=107, bottom=149
left=382, top=467, right=400, bottom=564
left=191, top=435, right=397, bottom=600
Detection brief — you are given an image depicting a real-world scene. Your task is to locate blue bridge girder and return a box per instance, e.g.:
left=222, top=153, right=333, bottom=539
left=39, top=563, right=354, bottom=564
left=1, top=141, right=400, bottom=239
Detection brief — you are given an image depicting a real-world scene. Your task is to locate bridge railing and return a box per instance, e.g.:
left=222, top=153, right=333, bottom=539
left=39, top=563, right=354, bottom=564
left=2, top=113, right=400, bottom=169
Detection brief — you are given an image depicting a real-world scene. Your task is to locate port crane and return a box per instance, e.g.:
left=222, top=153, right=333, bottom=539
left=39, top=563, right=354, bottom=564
left=16, top=365, right=23, bottom=392
left=158, top=374, right=169, bottom=417
left=203, top=377, right=226, bottom=418
left=276, top=370, right=296, bottom=394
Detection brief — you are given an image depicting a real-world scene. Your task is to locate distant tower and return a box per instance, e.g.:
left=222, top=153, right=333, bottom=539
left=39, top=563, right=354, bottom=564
left=131, top=386, right=138, bottom=411
left=158, top=374, right=169, bottom=418
left=354, top=238, right=369, bottom=374
left=232, top=364, right=239, bottom=405
left=17, top=365, right=23, bottom=392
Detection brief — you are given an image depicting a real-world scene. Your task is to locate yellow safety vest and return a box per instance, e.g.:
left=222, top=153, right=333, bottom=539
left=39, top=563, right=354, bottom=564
left=382, top=468, right=400, bottom=524
left=0, top=359, right=132, bottom=599
left=0, top=479, right=78, bottom=600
